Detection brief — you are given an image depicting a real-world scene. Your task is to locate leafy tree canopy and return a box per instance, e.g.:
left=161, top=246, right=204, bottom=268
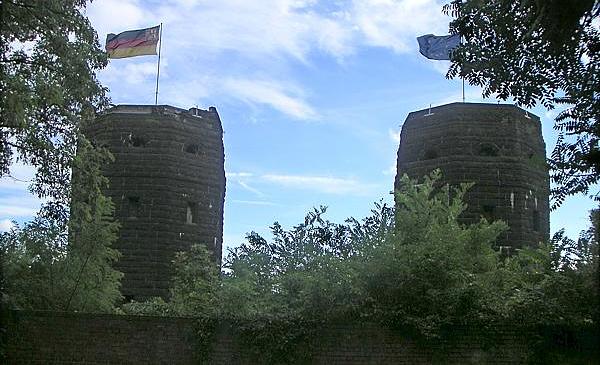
left=129, top=172, right=598, bottom=341
left=0, top=0, right=109, bottom=224
left=444, top=0, right=600, bottom=207
left=1, top=140, right=122, bottom=312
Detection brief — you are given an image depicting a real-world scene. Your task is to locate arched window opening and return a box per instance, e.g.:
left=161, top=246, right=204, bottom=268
left=131, top=136, right=146, bottom=147
left=185, top=144, right=199, bottom=154
left=423, top=149, right=438, bottom=160
left=482, top=205, right=495, bottom=222
left=186, top=202, right=198, bottom=224
left=479, top=143, right=499, bottom=157
left=127, top=196, right=140, bottom=218
left=533, top=210, right=540, bottom=232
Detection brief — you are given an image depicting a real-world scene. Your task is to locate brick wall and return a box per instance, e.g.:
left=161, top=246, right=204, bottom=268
left=3, top=311, right=198, bottom=364
left=5, top=311, right=597, bottom=364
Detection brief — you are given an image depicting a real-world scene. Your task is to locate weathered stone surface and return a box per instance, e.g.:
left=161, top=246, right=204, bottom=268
left=85, top=105, right=226, bottom=300
left=395, top=103, right=550, bottom=249
left=5, top=311, right=597, bottom=364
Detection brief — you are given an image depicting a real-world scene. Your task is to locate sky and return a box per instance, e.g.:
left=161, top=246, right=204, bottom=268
left=0, top=0, right=596, bottom=256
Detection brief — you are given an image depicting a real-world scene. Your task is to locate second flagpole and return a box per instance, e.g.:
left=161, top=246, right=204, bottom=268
left=155, top=23, right=163, bottom=105
left=460, top=35, right=465, bottom=103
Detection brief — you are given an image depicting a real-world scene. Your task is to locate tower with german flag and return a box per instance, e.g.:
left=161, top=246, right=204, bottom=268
left=85, top=26, right=226, bottom=300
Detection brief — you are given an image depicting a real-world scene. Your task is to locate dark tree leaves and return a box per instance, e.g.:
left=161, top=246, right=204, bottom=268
left=0, top=0, right=109, bottom=225
left=443, top=0, right=600, bottom=207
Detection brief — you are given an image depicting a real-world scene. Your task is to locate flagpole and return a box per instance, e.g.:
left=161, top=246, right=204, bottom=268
left=460, top=35, right=465, bottom=103
left=155, top=23, right=163, bottom=105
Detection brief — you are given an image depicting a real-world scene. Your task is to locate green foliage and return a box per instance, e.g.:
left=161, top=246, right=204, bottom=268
left=205, top=171, right=507, bottom=361
left=1, top=0, right=110, bottom=225
left=124, top=172, right=598, bottom=362
left=0, top=141, right=122, bottom=312
left=216, top=172, right=597, bottom=360
left=0, top=1, right=123, bottom=314
left=1, top=218, right=64, bottom=310
left=170, top=244, right=220, bottom=317
left=119, top=297, right=174, bottom=316
left=118, top=245, right=221, bottom=364
left=120, top=244, right=220, bottom=317
left=443, top=0, right=600, bottom=206
left=220, top=203, right=394, bottom=321
left=496, top=215, right=599, bottom=326
left=364, top=172, right=507, bottom=335
left=63, top=139, right=122, bottom=311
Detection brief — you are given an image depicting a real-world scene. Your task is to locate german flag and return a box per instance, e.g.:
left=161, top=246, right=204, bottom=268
left=106, top=25, right=160, bottom=59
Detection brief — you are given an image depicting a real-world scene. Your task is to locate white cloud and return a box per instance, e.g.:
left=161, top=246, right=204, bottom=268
left=225, top=169, right=380, bottom=196
left=157, top=74, right=211, bottom=108
left=0, top=162, right=35, bottom=191
left=262, top=173, right=376, bottom=195
left=0, top=177, right=29, bottom=192
left=102, top=61, right=158, bottom=85
left=388, top=128, right=401, bottom=144
left=231, top=200, right=278, bottom=206
left=0, top=219, right=15, bottom=232
left=427, top=59, right=451, bottom=75
left=223, top=78, right=318, bottom=120
left=155, top=0, right=353, bottom=61
left=87, top=0, right=451, bottom=118
left=89, top=0, right=449, bottom=60
left=224, top=172, right=265, bottom=196
left=85, top=0, right=151, bottom=37
left=383, top=161, right=397, bottom=176
left=0, top=196, right=40, bottom=217
left=0, top=163, right=42, bottom=222
left=226, top=172, right=254, bottom=178
left=434, top=87, right=488, bottom=106
left=316, top=17, right=356, bottom=58
left=351, top=0, right=448, bottom=53
left=545, top=109, right=559, bottom=120
left=237, top=181, right=265, bottom=197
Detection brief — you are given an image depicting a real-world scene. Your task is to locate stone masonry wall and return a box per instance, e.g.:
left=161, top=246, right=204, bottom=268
left=85, top=105, right=226, bottom=300
left=4, top=311, right=198, bottom=364
left=395, top=103, right=550, bottom=250
left=4, top=311, right=597, bottom=364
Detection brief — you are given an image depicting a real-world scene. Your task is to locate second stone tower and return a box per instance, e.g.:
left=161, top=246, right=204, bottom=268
left=395, top=103, right=550, bottom=250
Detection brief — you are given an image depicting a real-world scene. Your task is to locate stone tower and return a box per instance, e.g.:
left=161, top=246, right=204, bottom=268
left=395, top=103, right=550, bottom=250
left=86, top=105, right=226, bottom=300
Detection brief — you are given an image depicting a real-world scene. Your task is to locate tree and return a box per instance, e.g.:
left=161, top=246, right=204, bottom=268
left=220, top=202, right=395, bottom=320
left=219, top=171, right=596, bottom=338
left=217, top=202, right=394, bottom=363
left=169, top=244, right=220, bottom=316
left=0, top=140, right=123, bottom=312
left=0, top=1, right=123, bottom=312
left=63, top=138, right=123, bottom=312
left=364, top=172, right=507, bottom=335
left=0, top=0, right=109, bottom=224
left=121, top=244, right=220, bottom=317
left=443, top=0, right=600, bottom=207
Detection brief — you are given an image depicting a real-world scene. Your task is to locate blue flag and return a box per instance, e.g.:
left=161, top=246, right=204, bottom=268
left=417, top=34, right=460, bottom=60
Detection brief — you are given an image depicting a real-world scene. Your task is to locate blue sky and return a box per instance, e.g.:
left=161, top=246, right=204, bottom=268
left=0, top=0, right=596, bottom=255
